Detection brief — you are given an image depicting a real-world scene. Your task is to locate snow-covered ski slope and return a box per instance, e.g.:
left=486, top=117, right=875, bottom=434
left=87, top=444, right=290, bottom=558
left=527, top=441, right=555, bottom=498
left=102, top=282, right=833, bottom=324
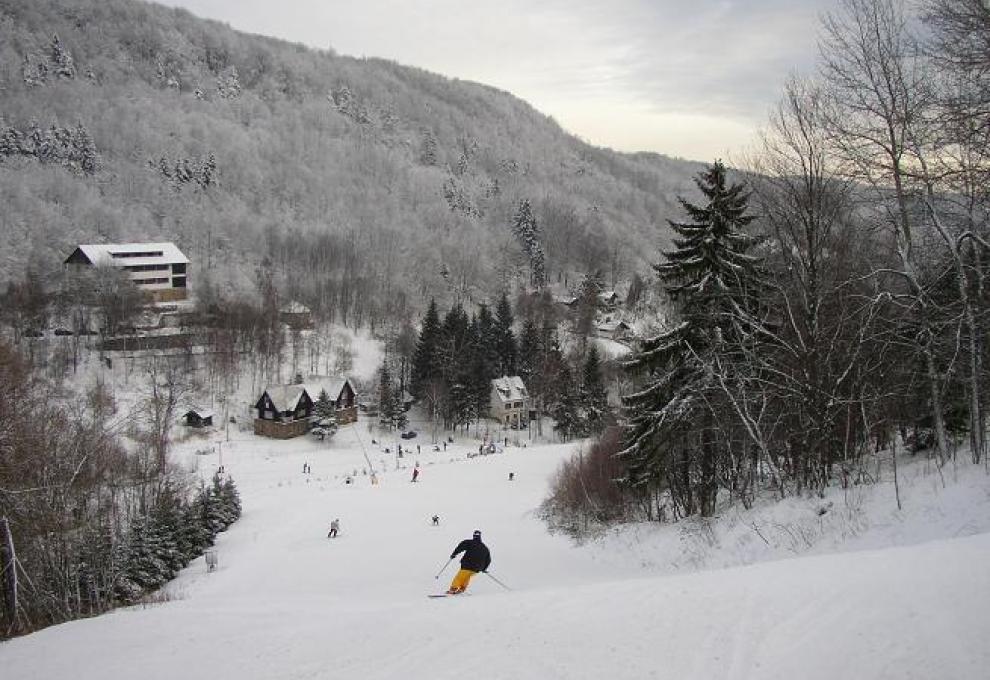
left=4, top=424, right=990, bottom=680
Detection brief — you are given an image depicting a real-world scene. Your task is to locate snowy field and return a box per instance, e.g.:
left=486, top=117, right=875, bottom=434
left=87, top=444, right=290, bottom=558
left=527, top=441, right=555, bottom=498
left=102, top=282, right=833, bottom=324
left=3, top=420, right=990, bottom=680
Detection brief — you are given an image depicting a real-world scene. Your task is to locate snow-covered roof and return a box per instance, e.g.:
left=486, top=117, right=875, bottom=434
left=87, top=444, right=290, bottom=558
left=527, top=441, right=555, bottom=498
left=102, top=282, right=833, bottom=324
left=598, top=290, right=620, bottom=303
left=184, top=407, right=215, bottom=419
left=491, top=375, right=528, bottom=403
left=553, top=294, right=578, bottom=305
left=304, top=376, right=352, bottom=402
left=280, top=301, right=311, bottom=315
left=597, top=320, right=631, bottom=333
left=262, top=384, right=309, bottom=413
left=69, top=242, right=189, bottom=267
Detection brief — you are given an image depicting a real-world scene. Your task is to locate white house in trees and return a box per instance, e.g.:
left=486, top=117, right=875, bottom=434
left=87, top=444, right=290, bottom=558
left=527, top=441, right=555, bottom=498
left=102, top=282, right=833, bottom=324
left=489, top=375, right=529, bottom=429
left=64, top=242, right=189, bottom=302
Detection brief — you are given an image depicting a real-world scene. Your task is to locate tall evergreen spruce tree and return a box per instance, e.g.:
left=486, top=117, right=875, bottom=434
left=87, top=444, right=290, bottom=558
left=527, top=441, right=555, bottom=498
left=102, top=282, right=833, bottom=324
left=467, top=314, right=492, bottom=427
left=378, top=364, right=398, bottom=430
left=494, top=292, right=517, bottom=376
left=411, top=299, right=442, bottom=398
left=580, top=344, right=609, bottom=436
left=312, top=388, right=338, bottom=440
left=621, top=161, right=761, bottom=517
left=551, top=364, right=580, bottom=441
left=517, top=317, right=539, bottom=386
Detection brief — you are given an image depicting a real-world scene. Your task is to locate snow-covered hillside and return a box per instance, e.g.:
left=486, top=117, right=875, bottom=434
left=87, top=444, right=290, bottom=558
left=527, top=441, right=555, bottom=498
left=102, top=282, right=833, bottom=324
left=3, top=424, right=989, bottom=680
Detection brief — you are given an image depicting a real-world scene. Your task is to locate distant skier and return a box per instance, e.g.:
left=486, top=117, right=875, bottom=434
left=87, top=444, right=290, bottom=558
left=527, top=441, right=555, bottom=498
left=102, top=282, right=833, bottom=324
left=432, top=514, right=440, bottom=526
left=412, top=466, right=420, bottom=482
left=328, top=518, right=340, bottom=538
left=446, top=530, right=491, bottom=595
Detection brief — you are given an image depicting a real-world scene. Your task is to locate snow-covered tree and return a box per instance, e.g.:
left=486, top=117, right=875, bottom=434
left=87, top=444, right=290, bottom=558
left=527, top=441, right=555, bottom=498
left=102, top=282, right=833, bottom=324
left=311, top=388, right=338, bottom=441
left=511, top=200, right=548, bottom=288
left=621, top=160, right=762, bottom=517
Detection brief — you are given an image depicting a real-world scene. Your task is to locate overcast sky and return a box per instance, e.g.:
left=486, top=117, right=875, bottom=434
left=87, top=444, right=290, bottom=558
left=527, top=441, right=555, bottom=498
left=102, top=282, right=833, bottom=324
left=156, top=0, right=834, bottom=162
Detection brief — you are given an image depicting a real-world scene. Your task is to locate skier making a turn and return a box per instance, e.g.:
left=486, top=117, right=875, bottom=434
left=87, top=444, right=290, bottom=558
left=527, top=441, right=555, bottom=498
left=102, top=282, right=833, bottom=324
left=446, top=530, right=491, bottom=594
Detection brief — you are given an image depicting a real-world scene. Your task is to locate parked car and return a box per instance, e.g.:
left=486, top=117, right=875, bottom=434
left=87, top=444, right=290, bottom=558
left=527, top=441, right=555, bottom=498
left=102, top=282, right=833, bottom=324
left=400, top=431, right=417, bottom=440
left=54, top=327, right=74, bottom=336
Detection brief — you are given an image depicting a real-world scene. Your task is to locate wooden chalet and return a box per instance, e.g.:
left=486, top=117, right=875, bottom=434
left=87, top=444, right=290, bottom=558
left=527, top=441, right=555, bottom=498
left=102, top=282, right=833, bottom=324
left=306, top=377, right=358, bottom=425
left=253, top=377, right=357, bottom=439
left=183, top=408, right=214, bottom=428
left=64, top=242, right=189, bottom=302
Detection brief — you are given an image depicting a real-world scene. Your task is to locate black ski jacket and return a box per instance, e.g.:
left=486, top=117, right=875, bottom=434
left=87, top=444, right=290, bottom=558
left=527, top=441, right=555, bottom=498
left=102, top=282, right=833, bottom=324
left=450, top=538, right=491, bottom=572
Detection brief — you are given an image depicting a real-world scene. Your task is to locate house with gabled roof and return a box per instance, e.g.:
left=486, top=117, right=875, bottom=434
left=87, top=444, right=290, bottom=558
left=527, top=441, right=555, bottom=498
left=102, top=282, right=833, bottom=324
left=253, top=376, right=357, bottom=438
left=64, top=242, right=189, bottom=302
left=304, top=377, right=358, bottom=425
left=489, top=375, right=529, bottom=429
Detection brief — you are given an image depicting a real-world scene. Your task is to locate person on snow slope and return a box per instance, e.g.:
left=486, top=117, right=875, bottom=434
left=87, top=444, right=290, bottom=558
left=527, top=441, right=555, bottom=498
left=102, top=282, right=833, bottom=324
left=447, top=530, right=491, bottom=594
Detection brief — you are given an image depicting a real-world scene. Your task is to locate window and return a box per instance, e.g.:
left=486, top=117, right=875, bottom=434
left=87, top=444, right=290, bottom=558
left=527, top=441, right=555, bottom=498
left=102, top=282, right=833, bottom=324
left=514, top=401, right=523, bottom=408
left=173, top=277, right=187, bottom=288
left=122, top=264, right=171, bottom=272
left=110, top=250, right=164, bottom=259
left=172, top=263, right=187, bottom=274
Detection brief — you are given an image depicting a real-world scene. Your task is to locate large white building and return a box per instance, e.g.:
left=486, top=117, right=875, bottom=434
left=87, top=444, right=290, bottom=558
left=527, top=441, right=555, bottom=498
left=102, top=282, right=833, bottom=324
left=64, top=242, right=189, bottom=302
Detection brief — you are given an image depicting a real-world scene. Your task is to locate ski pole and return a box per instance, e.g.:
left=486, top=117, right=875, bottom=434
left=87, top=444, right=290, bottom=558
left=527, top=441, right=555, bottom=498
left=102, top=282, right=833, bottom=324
left=434, top=558, right=453, bottom=579
left=484, top=571, right=511, bottom=591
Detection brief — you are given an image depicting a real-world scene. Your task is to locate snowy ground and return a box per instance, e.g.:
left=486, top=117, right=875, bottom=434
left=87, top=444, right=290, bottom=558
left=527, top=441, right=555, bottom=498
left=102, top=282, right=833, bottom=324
left=3, top=420, right=990, bottom=679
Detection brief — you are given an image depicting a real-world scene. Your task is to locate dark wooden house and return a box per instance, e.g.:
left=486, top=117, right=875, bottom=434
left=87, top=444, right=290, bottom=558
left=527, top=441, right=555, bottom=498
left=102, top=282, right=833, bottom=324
left=254, top=384, right=315, bottom=438
left=253, top=377, right=358, bottom=439
left=183, top=408, right=214, bottom=428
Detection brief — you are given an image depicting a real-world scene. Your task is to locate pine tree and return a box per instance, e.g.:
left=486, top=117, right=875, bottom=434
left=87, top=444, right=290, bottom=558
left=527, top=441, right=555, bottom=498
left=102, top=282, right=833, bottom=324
left=411, top=299, right=442, bottom=398
left=551, top=364, right=580, bottom=441
left=220, top=477, right=242, bottom=522
left=580, top=345, right=609, bottom=435
left=517, top=317, right=540, bottom=387
left=511, top=200, right=548, bottom=288
left=494, top=292, right=517, bottom=376
left=466, top=314, right=492, bottom=425
left=378, top=364, right=398, bottom=430
left=621, top=160, right=762, bottom=517
left=575, top=270, right=605, bottom=338
left=312, top=388, right=338, bottom=440
left=49, top=34, right=76, bottom=79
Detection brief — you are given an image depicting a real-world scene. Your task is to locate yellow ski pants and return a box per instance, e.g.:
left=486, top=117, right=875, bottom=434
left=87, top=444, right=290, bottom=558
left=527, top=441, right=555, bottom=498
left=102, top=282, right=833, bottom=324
left=447, top=568, right=477, bottom=593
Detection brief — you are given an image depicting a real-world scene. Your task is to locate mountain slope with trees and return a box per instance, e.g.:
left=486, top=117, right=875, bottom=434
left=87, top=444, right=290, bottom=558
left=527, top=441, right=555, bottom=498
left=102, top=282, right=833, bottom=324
left=0, top=0, right=700, bottom=325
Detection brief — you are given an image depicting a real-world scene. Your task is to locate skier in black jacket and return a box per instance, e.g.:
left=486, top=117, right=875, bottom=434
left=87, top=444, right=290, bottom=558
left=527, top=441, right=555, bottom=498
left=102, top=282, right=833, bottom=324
left=446, top=530, right=491, bottom=594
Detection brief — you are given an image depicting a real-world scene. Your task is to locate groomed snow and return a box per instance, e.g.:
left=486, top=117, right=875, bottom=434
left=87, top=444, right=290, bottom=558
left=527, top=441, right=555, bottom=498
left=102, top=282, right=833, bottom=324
left=3, top=424, right=989, bottom=680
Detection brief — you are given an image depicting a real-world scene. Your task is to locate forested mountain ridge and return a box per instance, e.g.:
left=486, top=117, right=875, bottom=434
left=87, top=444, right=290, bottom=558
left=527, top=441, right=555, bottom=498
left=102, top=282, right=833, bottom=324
left=0, top=0, right=700, bottom=325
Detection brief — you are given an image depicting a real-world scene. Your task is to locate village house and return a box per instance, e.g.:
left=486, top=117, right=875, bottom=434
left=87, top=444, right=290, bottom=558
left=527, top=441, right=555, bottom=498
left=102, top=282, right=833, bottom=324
left=597, top=290, right=622, bottom=309
left=183, top=408, right=214, bottom=428
left=64, top=242, right=189, bottom=302
left=279, top=300, right=313, bottom=329
left=253, top=377, right=358, bottom=439
left=595, top=318, right=633, bottom=341
left=489, top=375, right=529, bottom=429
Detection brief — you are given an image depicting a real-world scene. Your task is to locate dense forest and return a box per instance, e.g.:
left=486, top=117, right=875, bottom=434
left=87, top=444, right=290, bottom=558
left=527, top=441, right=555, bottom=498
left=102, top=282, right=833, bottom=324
left=0, top=0, right=701, bottom=327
